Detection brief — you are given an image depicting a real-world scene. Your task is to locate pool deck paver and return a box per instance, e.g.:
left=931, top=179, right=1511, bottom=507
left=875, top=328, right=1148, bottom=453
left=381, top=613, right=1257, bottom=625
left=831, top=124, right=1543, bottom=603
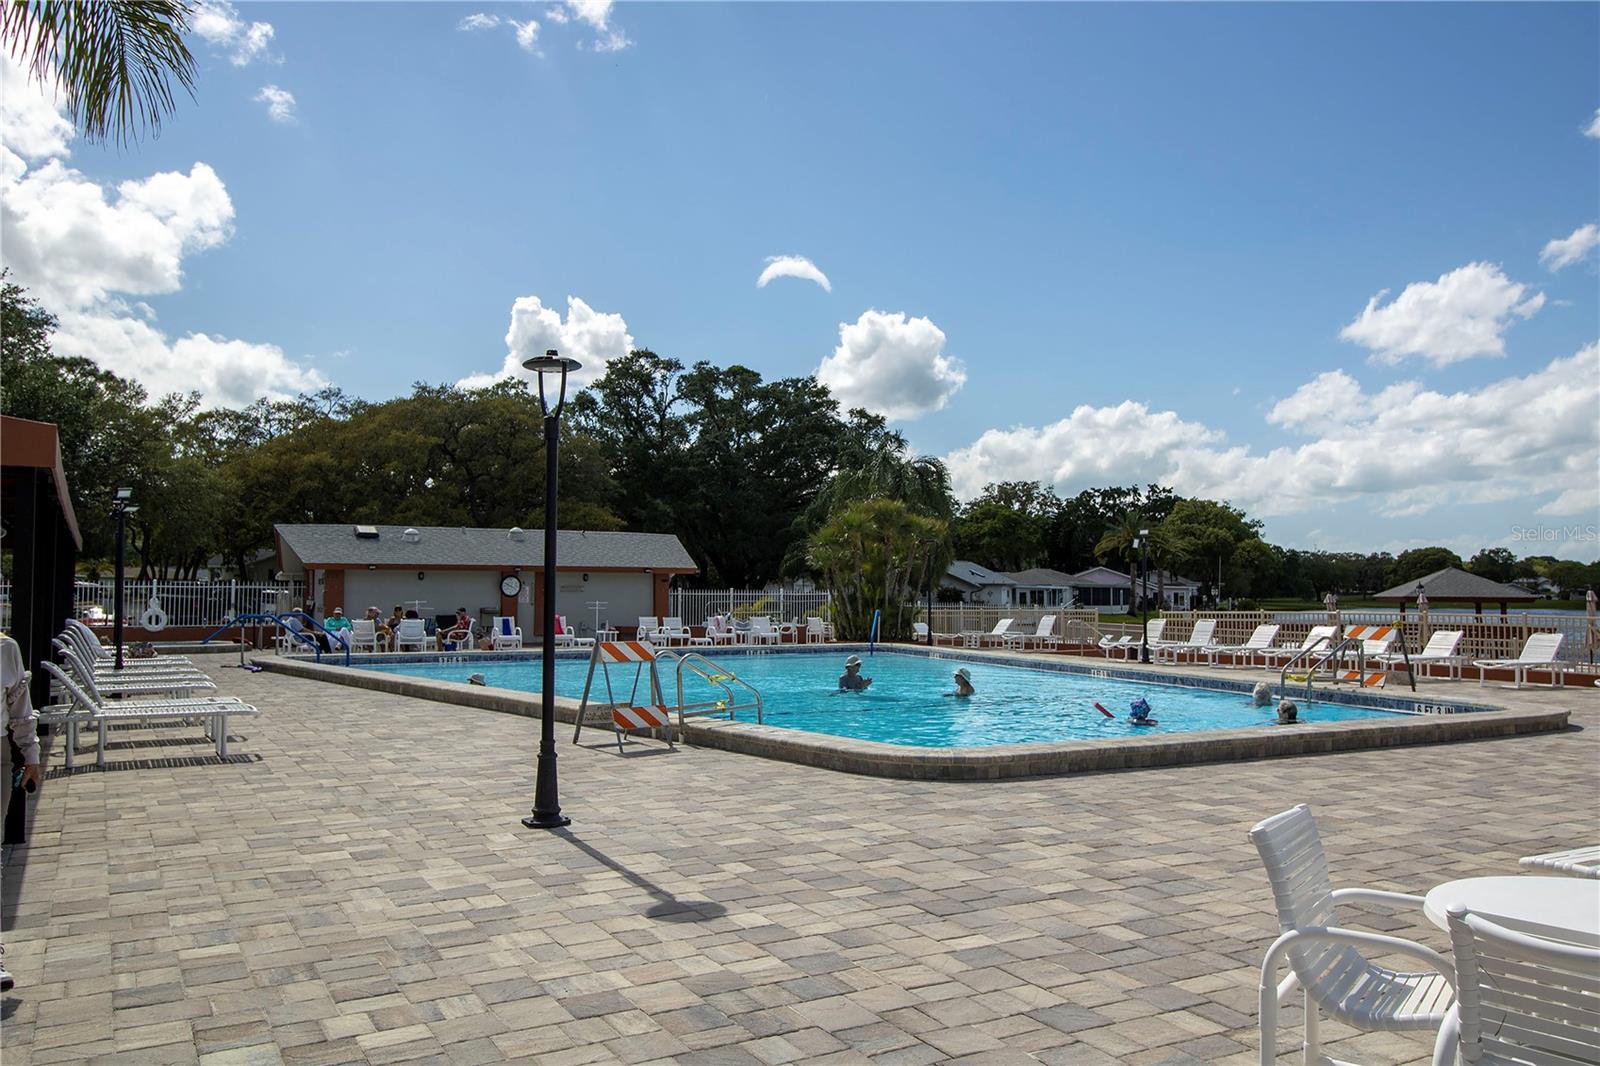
left=1, top=653, right=1595, bottom=1065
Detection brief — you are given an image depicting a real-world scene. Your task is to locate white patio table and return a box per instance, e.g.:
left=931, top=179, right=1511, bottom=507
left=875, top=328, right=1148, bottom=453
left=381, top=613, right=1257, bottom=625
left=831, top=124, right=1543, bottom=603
left=1423, top=875, right=1600, bottom=947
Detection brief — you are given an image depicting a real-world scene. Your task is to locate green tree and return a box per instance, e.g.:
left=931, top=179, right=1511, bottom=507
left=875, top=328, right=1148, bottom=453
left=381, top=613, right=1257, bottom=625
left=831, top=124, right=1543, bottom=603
left=1, top=0, right=196, bottom=145
left=956, top=501, right=1046, bottom=573
left=806, top=499, right=948, bottom=640
left=1160, top=498, right=1263, bottom=605
left=1389, top=547, right=1464, bottom=586
left=1467, top=547, right=1517, bottom=585
left=1094, top=509, right=1147, bottom=608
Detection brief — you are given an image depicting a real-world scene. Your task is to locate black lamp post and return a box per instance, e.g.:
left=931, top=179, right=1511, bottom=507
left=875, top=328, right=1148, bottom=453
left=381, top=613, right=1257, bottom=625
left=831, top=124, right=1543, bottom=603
left=1136, top=528, right=1151, bottom=664
left=522, top=349, right=581, bottom=831
left=111, top=487, right=136, bottom=670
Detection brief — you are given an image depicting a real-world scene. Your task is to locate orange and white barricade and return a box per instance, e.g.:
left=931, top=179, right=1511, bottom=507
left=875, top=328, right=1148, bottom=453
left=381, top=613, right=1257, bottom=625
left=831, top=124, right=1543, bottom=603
left=573, top=640, right=676, bottom=752
left=1334, top=624, right=1398, bottom=687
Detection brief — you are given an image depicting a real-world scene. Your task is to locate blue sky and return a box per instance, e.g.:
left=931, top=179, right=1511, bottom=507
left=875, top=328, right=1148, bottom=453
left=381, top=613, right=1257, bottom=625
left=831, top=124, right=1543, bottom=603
left=2, top=2, right=1596, bottom=560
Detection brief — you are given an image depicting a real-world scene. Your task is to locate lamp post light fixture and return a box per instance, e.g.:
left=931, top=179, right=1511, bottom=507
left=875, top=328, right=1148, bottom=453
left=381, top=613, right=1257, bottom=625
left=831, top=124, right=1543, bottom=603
left=1136, top=528, right=1152, bottom=664
left=111, top=487, right=136, bottom=670
left=522, top=350, right=581, bottom=831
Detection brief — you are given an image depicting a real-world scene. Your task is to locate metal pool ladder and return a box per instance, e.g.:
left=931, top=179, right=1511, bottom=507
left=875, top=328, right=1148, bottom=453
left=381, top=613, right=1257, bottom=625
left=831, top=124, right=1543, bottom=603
left=659, top=652, right=764, bottom=727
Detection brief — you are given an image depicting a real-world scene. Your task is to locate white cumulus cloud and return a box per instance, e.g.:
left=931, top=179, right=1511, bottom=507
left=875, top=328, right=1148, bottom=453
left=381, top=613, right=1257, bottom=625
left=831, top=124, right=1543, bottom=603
left=757, top=254, right=831, bottom=292
left=457, top=12, right=502, bottom=30
left=1585, top=108, right=1600, bottom=139
left=254, top=85, right=296, bottom=123
left=1339, top=262, right=1545, bottom=366
left=554, top=0, right=631, bottom=51
left=458, top=295, right=634, bottom=390
left=190, top=0, right=276, bottom=65
left=944, top=344, right=1600, bottom=524
left=816, top=310, right=966, bottom=421
left=0, top=62, right=325, bottom=408
left=1540, top=223, right=1600, bottom=272
left=512, top=19, right=541, bottom=53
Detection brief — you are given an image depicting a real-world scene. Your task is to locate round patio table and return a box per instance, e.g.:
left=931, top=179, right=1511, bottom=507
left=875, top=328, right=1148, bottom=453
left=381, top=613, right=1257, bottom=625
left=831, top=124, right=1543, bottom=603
left=1424, top=875, right=1600, bottom=946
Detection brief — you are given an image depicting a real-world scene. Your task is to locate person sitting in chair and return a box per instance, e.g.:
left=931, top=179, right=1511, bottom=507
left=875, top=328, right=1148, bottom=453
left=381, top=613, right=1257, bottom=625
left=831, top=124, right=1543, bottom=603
left=839, top=654, right=872, bottom=691
left=441, top=608, right=474, bottom=650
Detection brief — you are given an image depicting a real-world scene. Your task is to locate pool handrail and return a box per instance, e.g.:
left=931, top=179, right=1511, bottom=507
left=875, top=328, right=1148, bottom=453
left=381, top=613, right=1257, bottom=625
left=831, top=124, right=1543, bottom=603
left=661, top=651, right=764, bottom=728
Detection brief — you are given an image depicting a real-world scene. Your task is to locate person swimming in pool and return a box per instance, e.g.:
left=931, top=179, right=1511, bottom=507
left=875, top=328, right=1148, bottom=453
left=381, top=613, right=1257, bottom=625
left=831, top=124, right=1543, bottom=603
left=949, top=667, right=975, bottom=698
left=839, top=654, right=872, bottom=691
left=1129, top=696, right=1158, bottom=725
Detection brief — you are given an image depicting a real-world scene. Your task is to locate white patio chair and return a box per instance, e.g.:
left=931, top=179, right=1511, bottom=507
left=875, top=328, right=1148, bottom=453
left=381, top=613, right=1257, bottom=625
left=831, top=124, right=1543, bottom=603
left=1433, top=904, right=1600, bottom=1065
left=1258, top=625, right=1336, bottom=668
left=1201, top=623, right=1281, bottom=667
left=490, top=616, right=523, bottom=650
left=1097, top=634, right=1136, bottom=659
left=1153, top=619, right=1216, bottom=663
left=1250, top=804, right=1455, bottom=1066
left=703, top=615, right=737, bottom=645
left=961, top=618, right=1013, bottom=648
left=1519, top=845, right=1600, bottom=880
left=658, top=617, right=690, bottom=646
left=557, top=615, right=594, bottom=649
left=394, top=618, right=429, bottom=653
left=1474, top=632, right=1570, bottom=688
left=912, top=621, right=930, bottom=641
left=749, top=616, right=781, bottom=645
left=349, top=619, right=381, bottom=653
left=1376, top=630, right=1465, bottom=680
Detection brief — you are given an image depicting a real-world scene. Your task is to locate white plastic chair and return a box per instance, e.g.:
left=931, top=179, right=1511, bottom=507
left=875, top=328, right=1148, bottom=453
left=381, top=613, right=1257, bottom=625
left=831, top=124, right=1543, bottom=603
left=805, top=617, right=828, bottom=644
left=1474, top=632, right=1569, bottom=688
left=1153, top=618, right=1217, bottom=663
left=1433, top=904, right=1600, bottom=1065
left=658, top=617, right=690, bottom=646
left=394, top=618, right=428, bottom=653
left=1250, top=804, right=1455, bottom=1065
left=1378, top=630, right=1465, bottom=680
left=748, top=616, right=780, bottom=645
left=490, top=616, right=523, bottom=650
left=349, top=619, right=380, bottom=653
left=1519, top=845, right=1600, bottom=880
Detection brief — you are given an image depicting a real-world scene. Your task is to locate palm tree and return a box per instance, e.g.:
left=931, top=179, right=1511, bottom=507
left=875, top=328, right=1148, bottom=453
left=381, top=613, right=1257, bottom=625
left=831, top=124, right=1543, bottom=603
left=2, top=1, right=196, bottom=145
left=1095, top=509, right=1146, bottom=610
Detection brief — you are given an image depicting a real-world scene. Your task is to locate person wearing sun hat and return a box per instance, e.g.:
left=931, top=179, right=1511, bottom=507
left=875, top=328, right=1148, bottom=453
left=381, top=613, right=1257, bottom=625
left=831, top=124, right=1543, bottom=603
left=950, top=667, right=975, bottom=698
left=838, top=654, right=872, bottom=691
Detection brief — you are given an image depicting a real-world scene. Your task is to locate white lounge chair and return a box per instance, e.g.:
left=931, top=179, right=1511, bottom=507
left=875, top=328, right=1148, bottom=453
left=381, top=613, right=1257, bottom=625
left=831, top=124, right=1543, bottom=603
left=748, top=616, right=781, bottom=645
left=1200, top=623, right=1280, bottom=667
left=41, top=662, right=259, bottom=765
left=1519, top=845, right=1600, bottom=880
left=961, top=618, right=1013, bottom=648
left=1433, top=904, right=1599, bottom=1066
left=1474, top=632, right=1569, bottom=688
left=657, top=617, right=690, bottom=646
left=52, top=641, right=216, bottom=697
left=805, top=617, right=828, bottom=644
left=64, top=618, right=196, bottom=668
left=1250, top=804, right=1455, bottom=1066
left=557, top=615, right=594, bottom=649
left=1376, top=629, right=1465, bottom=680
left=1257, top=625, right=1336, bottom=668
left=911, top=621, right=930, bottom=642
left=1152, top=619, right=1216, bottom=664
left=490, top=616, right=523, bottom=650
left=1005, top=616, right=1059, bottom=651
left=1097, top=634, right=1136, bottom=660
left=394, top=618, right=429, bottom=653
left=638, top=617, right=660, bottom=641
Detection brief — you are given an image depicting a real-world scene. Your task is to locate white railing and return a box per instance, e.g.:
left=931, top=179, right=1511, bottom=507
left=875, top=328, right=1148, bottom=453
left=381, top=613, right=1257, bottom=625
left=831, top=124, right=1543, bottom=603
left=0, top=579, right=307, bottom=632
left=669, top=588, right=833, bottom=628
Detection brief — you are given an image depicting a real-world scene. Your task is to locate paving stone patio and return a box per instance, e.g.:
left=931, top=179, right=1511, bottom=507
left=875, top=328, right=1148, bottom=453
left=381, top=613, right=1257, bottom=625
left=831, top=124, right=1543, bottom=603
left=2, top=658, right=1594, bottom=1064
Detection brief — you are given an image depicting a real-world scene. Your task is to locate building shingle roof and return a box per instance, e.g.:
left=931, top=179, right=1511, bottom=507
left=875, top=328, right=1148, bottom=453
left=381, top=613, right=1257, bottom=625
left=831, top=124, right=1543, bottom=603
left=944, top=561, right=1016, bottom=588
left=275, top=524, right=697, bottom=572
left=1373, top=567, right=1535, bottom=602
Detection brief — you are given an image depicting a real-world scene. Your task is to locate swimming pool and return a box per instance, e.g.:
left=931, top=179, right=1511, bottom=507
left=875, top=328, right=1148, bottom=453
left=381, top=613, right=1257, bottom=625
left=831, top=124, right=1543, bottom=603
left=354, top=648, right=1409, bottom=746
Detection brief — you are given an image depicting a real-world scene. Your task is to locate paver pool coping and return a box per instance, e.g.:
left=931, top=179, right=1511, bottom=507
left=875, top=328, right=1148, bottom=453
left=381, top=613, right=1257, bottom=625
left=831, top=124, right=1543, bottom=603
left=255, top=645, right=1572, bottom=780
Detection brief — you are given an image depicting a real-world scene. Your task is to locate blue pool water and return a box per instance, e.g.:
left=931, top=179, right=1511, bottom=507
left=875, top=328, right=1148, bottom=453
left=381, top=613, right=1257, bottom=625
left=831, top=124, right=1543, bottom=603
left=354, top=649, right=1409, bottom=747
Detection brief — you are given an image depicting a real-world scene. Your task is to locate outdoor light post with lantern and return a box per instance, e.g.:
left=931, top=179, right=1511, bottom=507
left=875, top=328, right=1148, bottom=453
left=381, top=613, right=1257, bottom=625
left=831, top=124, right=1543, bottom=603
left=1136, top=528, right=1151, bottom=664
left=522, top=350, right=581, bottom=831
left=111, top=487, right=136, bottom=670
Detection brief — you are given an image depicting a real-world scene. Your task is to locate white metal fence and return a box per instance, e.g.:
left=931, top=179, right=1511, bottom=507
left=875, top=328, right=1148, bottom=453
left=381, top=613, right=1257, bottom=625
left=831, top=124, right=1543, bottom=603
left=668, top=588, right=833, bottom=628
left=0, top=579, right=307, bottom=632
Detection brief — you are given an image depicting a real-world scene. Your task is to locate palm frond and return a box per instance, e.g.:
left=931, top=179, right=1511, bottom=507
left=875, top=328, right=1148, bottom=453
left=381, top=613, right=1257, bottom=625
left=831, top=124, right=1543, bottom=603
left=1, top=0, right=196, bottom=146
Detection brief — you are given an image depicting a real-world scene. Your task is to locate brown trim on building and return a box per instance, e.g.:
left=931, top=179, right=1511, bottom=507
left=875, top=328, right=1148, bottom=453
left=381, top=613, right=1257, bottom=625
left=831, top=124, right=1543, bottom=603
left=531, top=571, right=546, bottom=637
left=0, top=416, right=82, bottom=548
left=652, top=573, right=670, bottom=619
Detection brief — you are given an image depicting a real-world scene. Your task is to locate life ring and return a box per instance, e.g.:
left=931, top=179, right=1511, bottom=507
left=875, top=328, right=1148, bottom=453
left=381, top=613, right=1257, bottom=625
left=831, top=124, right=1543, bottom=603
left=139, top=596, right=169, bottom=631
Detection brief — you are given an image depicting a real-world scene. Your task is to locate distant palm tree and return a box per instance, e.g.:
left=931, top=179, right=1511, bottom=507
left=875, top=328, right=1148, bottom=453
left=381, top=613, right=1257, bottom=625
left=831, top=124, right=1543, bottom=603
left=2, top=1, right=196, bottom=145
left=1095, top=509, right=1146, bottom=610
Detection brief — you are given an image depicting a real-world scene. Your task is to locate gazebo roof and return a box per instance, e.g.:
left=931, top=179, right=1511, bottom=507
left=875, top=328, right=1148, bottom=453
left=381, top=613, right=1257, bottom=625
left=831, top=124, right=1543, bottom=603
left=1372, top=566, right=1535, bottom=603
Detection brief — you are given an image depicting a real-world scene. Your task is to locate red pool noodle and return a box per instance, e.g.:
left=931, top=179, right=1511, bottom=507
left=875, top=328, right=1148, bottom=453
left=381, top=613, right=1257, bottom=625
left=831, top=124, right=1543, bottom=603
left=1093, top=702, right=1114, bottom=718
